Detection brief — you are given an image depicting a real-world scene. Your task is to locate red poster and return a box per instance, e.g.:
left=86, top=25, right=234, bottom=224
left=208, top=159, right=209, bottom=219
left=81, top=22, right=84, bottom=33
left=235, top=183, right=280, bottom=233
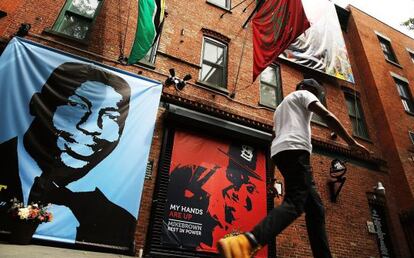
left=162, top=130, right=268, bottom=257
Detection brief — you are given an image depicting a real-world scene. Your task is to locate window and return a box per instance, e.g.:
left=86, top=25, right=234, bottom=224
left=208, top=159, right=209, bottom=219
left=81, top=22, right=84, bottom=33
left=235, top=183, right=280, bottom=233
left=140, top=36, right=160, bottom=65
left=409, top=131, right=414, bottom=144
left=394, top=78, right=414, bottom=114
left=344, top=93, right=369, bottom=139
left=311, top=93, right=327, bottom=126
left=302, top=76, right=326, bottom=125
left=207, top=0, right=230, bottom=9
left=52, top=0, right=103, bottom=40
left=200, top=37, right=228, bottom=89
left=259, top=65, right=282, bottom=108
left=377, top=36, right=398, bottom=64
left=409, top=51, right=414, bottom=63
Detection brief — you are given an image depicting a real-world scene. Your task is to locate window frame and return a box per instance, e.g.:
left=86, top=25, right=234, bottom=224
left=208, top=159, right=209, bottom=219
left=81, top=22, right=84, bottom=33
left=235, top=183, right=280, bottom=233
left=376, top=34, right=399, bottom=64
left=407, top=48, right=414, bottom=64
left=393, top=76, right=414, bottom=115
left=311, top=93, right=328, bottom=126
left=409, top=131, right=414, bottom=145
left=259, top=65, right=283, bottom=109
left=51, top=0, right=104, bottom=42
left=301, top=76, right=327, bottom=126
left=344, top=92, right=370, bottom=140
left=138, top=34, right=161, bottom=67
left=199, top=37, right=228, bottom=90
left=206, top=0, right=231, bottom=10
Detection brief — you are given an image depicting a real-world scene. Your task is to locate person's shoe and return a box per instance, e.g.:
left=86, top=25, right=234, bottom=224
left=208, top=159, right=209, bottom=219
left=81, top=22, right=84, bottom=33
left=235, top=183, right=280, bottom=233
left=217, top=234, right=252, bottom=258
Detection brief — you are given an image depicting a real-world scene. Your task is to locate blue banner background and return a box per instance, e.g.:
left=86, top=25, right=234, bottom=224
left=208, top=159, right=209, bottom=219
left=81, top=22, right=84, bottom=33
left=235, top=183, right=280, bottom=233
left=0, top=38, right=162, bottom=244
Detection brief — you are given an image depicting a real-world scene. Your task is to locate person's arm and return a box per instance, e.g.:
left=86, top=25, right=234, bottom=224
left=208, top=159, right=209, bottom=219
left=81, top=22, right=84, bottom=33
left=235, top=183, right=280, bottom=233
left=308, top=101, right=370, bottom=155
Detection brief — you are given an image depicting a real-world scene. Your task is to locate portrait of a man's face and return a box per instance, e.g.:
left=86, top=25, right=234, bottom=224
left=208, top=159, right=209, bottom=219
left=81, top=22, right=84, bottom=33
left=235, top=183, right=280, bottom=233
left=53, top=81, right=123, bottom=169
left=0, top=39, right=162, bottom=248
left=24, top=62, right=131, bottom=186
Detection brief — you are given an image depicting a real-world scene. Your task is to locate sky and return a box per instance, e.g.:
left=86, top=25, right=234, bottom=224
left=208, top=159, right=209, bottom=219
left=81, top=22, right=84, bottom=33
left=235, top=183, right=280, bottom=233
left=331, top=0, right=414, bottom=39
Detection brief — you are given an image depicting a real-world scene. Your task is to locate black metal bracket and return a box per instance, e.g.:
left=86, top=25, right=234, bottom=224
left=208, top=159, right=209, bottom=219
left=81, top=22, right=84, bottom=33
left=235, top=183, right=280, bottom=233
left=327, top=159, right=347, bottom=202
left=328, top=177, right=346, bottom=202
left=15, top=23, right=31, bottom=37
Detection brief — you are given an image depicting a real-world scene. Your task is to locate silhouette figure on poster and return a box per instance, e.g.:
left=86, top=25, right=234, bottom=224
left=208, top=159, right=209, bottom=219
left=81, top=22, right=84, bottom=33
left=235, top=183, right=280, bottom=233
left=163, top=142, right=263, bottom=250
left=0, top=62, right=135, bottom=247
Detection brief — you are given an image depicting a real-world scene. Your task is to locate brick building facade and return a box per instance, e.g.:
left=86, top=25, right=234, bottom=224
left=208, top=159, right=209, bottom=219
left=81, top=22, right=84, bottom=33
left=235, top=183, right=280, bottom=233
left=0, top=0, right=413, bottom=257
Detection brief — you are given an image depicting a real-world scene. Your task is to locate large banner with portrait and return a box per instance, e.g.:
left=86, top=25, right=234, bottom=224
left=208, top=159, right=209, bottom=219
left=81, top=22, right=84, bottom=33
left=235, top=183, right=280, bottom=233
left=162, top=130, right=268, bottom=257
left=280, top=0, right=355, bottom=83
left=0, top=38, right=162, bottom=249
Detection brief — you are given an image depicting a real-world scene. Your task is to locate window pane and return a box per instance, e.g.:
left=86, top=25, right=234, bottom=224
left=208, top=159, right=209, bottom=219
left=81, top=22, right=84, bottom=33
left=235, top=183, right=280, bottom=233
left=396, top=83, right=406, bottom=97
left=408, top=101, right=414, bottom=113
left=69, top=0, right=100, bottom=18
left=261, top=66, right=277, bottom=84
left=201, top=63, right=224, bottom=86
left=356, top=118, right=369, bottom=138
left=345, top=98, right=356, bottom=116
left=201, top=38, right=227, bottom=88
left=204, top=42, right=225, bottom=65
left=402, top=99, right=414, bottom=113
left=350, top=117, right=358, bottom=135
left=395, top=79, right=414, bottom=112
left=260, top=83, right=277, bottom=108
left=354, top=101, right=363, bottom=118
left=207, top=0, right=229, bottom=8
left=312, top=113, right=325, bottom=124
left=409, top=131, right=414, bottom=144
left=140, top=36, right=160, bottom=64
left=378, top=37, right=397, bottom=63
left=402, top=99, right=410, bottom=112
left=345, top=94, right=369, bottom=138
left=56, top=13, right=90, bottom=39
left=380, top=42, right=388, bottom=53
left=142, top=45, right=155, bottom=63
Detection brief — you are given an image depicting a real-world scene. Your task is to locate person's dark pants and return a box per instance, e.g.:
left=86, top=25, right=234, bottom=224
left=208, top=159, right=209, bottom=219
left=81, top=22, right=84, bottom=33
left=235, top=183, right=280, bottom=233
left=250, top=150, right=333, bottom=258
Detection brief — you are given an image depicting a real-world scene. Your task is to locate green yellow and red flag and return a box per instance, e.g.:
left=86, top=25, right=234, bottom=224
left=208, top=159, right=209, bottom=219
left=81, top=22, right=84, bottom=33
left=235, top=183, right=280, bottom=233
left=128, top=0, right=165, bottom=64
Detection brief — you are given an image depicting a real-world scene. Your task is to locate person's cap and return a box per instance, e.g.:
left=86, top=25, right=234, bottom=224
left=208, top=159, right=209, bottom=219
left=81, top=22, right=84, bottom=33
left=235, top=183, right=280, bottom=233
left=296, top=78, right=325, bottom=100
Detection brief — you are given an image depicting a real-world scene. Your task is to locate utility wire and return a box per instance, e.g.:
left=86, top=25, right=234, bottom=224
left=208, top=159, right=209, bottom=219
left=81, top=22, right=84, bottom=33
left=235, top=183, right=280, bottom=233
left=231, top=25, right=249, bottom=97
left=220, top=0, right=251, bottom=18
left=120, top=0, right=133, bottom=60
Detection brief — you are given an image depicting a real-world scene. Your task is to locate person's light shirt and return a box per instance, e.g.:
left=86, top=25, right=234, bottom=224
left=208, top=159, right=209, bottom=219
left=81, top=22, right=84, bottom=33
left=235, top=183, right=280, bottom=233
left=271, top=90, right=319, bottom=157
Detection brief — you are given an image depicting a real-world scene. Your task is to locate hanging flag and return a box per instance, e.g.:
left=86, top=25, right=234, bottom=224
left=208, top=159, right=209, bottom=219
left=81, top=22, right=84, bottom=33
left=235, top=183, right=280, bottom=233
left=252, top=0, right=310, bottom=81
left=128, top=0, right=165, bottom=64
left=281, top=0, right=355, bottom=83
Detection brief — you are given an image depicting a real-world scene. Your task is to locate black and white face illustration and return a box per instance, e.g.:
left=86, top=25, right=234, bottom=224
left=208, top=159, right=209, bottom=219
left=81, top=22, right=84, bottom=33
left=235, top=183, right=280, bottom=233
left=24, top=62, right=131, bottom=186
left=53, top=81, right=123, bottom=169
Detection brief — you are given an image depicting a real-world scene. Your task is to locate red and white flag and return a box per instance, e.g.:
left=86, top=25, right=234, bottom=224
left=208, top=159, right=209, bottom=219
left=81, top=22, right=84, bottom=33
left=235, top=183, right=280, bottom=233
left=252, top=0, right=310, bottom=81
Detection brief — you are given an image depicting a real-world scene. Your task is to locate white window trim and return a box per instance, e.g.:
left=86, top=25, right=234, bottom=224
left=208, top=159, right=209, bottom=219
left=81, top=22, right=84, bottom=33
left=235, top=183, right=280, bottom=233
left=259, top=65, right=282, bottom=109
left=390, top=72, right=409, bottom=83
left=375, top=31, right=391, bottom=42
left=206, top=0, right=230, bottom=9
left=199, top=36, right=228, bottom=88
left=407, top=48, right=414, bottom=63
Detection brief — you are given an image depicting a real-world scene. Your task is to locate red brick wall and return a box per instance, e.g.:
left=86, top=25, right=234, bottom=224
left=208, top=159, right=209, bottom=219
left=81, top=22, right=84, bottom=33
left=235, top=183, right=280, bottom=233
left=346, top=6, right=414, bottom=257
left=134, top=108, right=166, bottom=253
left=0, top=0, right=25, bottom=36
left=1, top=1, right=412, bottom=257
